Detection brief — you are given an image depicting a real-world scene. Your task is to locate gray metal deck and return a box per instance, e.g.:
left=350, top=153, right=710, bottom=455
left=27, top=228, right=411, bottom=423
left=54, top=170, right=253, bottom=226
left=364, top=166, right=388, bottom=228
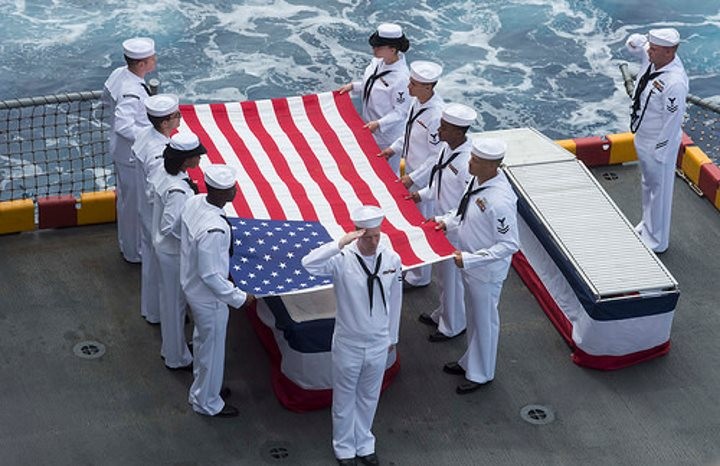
left=1, top=161, right=719, bottom=465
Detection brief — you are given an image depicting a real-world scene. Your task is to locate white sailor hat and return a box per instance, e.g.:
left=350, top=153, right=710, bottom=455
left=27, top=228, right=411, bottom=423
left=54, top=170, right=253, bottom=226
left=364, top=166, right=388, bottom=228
left=351, top=205, right=384, bottom=229
left=368, top=23, right=409, bottom=51
left=204, top=164, right=237, bottom=190
left=377, top=23, right=403, bottom=39
left=410, top=61, right=443, bottom=84
left=122, top=37, right=155, bottom=60
left=648, top=28, right=680, bottom=47
left=164, top=131, right=206, bottom=160
left=442, top=103, right=477, bottom=128
left=471, top=137, right=507, bottom=161
left=144, top=93, right=179, bottom=117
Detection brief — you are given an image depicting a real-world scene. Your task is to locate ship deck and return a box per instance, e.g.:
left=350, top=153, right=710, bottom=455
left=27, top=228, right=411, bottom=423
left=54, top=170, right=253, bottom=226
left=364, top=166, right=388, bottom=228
left=1, top=162, right=719, bottom=465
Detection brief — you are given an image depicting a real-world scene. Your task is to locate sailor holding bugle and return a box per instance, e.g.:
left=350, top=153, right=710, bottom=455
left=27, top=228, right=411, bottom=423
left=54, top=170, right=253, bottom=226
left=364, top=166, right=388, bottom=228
left=103, top=37, right=157, bottom=263
left=132, top=93, right=181, bottom=325
left=409, top=103, right=477, bottom=343
left=436, top=138, right=519, bottom=394
left=380, top=60, right=445, bottom=289
left=152, top=131, right=204, bottom=372
left=338, top=23, right=412, bottom=174
left=180, top=164, right=255, bottom=418
left=626, top=28, right=689, bottom=254
left=301, top=206, right=402, bottom=466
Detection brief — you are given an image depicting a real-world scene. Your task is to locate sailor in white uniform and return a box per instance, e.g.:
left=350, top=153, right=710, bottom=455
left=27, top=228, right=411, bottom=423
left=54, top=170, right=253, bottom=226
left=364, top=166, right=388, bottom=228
left=103, top=37, right=156, bottom=263
left=626, top=28, right=689, bottom=253
left=302, top=206, right=403, bottom=466
left=153, top=132, right=204, bottom=371
left=437, top=138, right=519, bottom=394
left=338, top=23, right=412, bottom=173
left=408, top=104, right=477, bottom=342
left=180, top=164, right=255, bottom=417
left=132, top=93, right=181, bottom=325
left=379, top=60, right=445, bottom=288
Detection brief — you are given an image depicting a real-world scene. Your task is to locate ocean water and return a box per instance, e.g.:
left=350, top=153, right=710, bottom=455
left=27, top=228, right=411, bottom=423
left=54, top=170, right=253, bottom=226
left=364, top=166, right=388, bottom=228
left=0, top=0, right=718, bottom=141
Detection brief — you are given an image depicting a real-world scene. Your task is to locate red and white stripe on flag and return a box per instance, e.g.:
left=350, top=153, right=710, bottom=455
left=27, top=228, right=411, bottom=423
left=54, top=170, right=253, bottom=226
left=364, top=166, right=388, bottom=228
left=179, top=91, right=455, bottom=269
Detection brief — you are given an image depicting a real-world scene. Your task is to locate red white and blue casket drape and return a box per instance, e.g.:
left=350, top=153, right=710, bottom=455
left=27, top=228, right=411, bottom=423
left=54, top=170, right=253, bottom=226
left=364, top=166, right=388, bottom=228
left=179, top=91, right=455, bottom=297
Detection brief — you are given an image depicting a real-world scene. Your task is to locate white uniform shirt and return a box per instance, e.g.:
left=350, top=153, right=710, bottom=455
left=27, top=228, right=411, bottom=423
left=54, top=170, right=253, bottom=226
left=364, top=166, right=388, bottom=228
left=132, top=127, right=169, bottom=231
left=114, top=72, right=151, bottom=162
left=153, top=171, right=195, bottom=255
left=180, top=195, right=247, bottom=308
left=351, top=55, right=411, bottom=146
left=302, top=237, right=403, bottom=348
left=626, top=34, right=689, bottom=160
left=417, top=139, right=473, bottom=214
left=102, top=66, right=126, bottom=143
left=389, top=93, right=445, bottom=180
left=441, top=171, right=520, bottom=282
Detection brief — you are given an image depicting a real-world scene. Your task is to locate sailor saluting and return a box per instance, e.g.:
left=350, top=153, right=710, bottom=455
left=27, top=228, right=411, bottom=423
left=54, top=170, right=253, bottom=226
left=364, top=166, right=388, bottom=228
left=626, top=28, right=689, bottom=254
left=302, top=205, right=403, bottom=466
left=338, top=23, right=412, bottom=175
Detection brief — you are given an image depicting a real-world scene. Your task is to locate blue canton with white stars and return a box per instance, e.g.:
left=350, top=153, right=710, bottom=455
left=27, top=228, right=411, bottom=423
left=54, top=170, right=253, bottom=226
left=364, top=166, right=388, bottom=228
left=227, top=217, right=334, bottom=296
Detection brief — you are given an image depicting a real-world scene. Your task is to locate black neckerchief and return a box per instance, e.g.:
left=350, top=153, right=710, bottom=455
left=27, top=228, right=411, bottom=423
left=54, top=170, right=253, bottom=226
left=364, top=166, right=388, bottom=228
left=630, top=64, right=664, bottom=133
left=220, top=214, right=234, bottom=257
left=363, top=65, right=394, bottom=104
left=456, top=177, right=488, bottom=222
left=401, top=106, right=429, bottom=159
left=428, top=147, right=461, bottom=197
left=141, top=82, right=151, bottom=97
left=353, top=252, right=386, bottom=315
left=184, top=177, right=199, bottom=194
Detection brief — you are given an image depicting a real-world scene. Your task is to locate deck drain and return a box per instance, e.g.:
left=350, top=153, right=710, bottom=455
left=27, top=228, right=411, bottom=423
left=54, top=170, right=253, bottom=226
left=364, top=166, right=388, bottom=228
left=602, top=172, right=618, bottom=181
left=520, top=404, right=555, bottom=425
left=260, top=440, right=292, bottom=463
left=72, top=340, right=106, bottom=360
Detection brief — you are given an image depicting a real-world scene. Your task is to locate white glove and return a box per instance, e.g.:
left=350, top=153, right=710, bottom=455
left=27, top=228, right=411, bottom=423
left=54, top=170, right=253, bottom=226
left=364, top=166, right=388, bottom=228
left=626, top=33, right=647, bottom=51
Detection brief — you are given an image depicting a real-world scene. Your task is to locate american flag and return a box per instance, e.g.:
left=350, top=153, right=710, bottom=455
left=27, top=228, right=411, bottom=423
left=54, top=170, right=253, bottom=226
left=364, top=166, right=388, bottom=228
left=180, top=91, right=455, bottom=296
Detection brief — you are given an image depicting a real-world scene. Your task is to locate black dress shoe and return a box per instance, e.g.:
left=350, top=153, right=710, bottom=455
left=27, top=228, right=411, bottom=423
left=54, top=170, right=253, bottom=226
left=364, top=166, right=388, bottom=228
left=166, top=363, right=192, bottom=372
left=428, top=329, right=465, bottom=342
left=337, top=458, right=356, bottom=465
left=443, top=362, right=466, bottom=376
left=214, top=404, right=239, bottom=418
left=220, top=386, right=231, bottom=399
left=418, top=313, right=437, bottom=327
left=456, top=379, right=491, bottom=395
left=357, top=452, right=379, bottom=465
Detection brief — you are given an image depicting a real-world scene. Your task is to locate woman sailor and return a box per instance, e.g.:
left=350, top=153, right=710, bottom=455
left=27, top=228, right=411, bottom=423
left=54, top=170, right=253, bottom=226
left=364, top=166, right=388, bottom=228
left=338, top=23, right=412, bottom=174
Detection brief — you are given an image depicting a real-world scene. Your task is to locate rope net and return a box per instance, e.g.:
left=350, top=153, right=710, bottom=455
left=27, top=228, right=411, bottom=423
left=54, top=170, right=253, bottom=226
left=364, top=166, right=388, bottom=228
left=0, top=92, right=111, bottom=202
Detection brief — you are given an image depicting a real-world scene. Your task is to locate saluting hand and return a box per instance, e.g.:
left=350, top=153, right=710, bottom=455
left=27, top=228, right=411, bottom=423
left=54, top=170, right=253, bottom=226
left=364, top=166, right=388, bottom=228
left=338, top=229, right=365, bottom=248
left=337, top=83, right=353, bottom=95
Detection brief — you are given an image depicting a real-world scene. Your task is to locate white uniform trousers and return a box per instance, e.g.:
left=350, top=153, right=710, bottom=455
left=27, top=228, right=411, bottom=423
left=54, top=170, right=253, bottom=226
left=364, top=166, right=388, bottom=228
left=634, top=136, right=676, bottom=252
left=332, top=339, right=387, bottom=460
left=430, top=257, right=466, bottom=337
left=115, top=160, right=141, bottom=262
left=458, top=274, right=502, bottom=384
left=157, top=250, right=192, bottom=368
left=403, top=199, right=433, bottom=287
left=140, top=222, right=160, bottom=324
left=187, top=299, right=229, bottom=416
